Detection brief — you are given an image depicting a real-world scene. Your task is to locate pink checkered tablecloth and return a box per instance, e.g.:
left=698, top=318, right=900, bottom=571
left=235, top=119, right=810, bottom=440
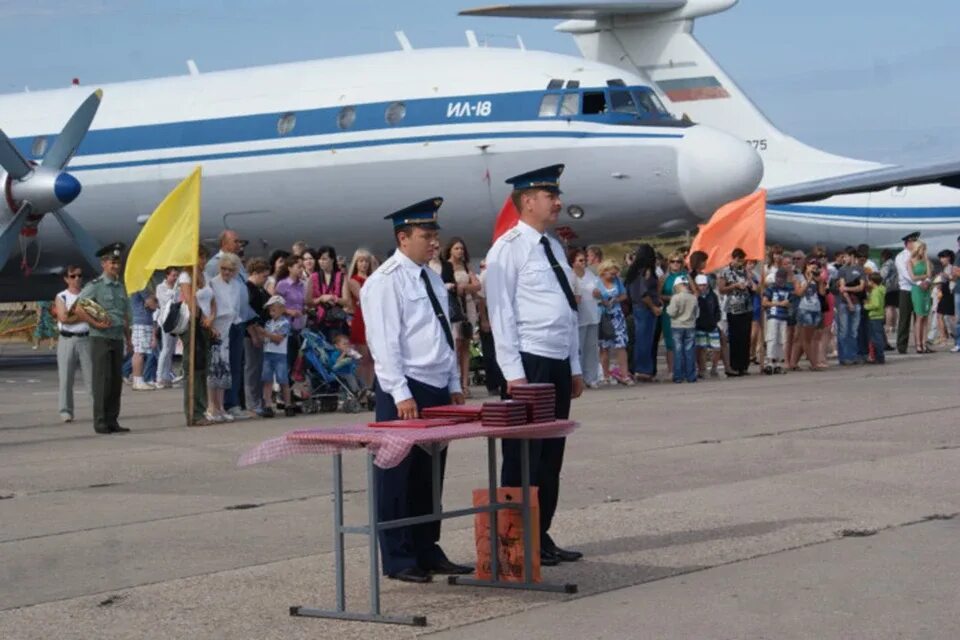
left=238, top=420, right=577, bottom=469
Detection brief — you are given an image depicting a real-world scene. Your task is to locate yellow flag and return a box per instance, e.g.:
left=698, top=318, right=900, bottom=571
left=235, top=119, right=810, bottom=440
left=124, top=167, right=201, bottom=293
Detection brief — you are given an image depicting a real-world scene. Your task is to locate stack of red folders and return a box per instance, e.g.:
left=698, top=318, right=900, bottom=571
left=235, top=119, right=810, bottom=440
left=420, top=405, right=484, bottom=421
left=481, top=400, right=529, bottom=427
left=510, top=383, right=556, bottom=423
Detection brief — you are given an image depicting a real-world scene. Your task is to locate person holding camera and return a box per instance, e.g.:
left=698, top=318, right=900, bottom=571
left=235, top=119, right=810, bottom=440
left=442, top=237, right=481, bottom=397
left=791, top=258, right=828, bottom=370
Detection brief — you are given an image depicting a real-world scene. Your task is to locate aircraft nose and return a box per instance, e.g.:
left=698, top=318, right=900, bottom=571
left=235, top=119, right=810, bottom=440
left=54, top=172, right=82, bottom=205
left=678, top=125, right=763, bottom=219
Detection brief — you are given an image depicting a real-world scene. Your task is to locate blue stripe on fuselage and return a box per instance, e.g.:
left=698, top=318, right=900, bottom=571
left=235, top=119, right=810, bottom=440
left=771, top=204, right=960, bottom=220
left=67, top=130, right=684, bottom=172
left=9, top=89, right=681, bottom=162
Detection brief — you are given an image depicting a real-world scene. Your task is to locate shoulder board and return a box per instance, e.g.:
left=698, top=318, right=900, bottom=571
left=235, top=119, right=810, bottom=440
left=501, top=227, right=522, bottom=242
left=379, top=258, right=400, bottom=275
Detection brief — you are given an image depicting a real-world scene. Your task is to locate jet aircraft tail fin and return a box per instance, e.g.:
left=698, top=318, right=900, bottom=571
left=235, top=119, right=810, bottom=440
left=462, top=0, right=875, bottom=177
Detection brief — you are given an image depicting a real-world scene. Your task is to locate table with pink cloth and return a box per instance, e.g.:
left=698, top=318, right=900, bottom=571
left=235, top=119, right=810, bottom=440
left=238, top=419, right=578, bottom=627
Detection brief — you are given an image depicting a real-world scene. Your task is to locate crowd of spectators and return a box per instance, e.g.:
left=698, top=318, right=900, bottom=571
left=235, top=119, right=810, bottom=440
left=50, top=230, right=960, bottom=425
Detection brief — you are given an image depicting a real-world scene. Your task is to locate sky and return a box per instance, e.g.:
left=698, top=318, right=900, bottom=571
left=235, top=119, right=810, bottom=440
left=3, top=0, right=959, bottom=164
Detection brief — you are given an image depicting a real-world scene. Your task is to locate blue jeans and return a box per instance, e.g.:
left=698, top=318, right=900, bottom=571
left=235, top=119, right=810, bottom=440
left=632, top=306, right=657, bottom=376
left=122, top=346, right=158, bottom=382
left=835, top=302, right=861, bottom=364
left=955, top=292, right=960, bottom=348
left=673, top=327, right=697, bottom=382
left=868, top=319, right=886, bottom=364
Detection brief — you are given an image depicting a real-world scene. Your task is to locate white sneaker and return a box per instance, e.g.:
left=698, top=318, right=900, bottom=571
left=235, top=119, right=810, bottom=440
left=132, top=381, right=154, bottom=391
left=219, top=411, right=235, bottom=423
left=152, top=381, right=171, bottom=389
left=59, top=412, right=73, bottom=423
left=227, top=406, right=251, bottom=420
left=204, top=411, right=224, bottom=423
left=951, top=346, right=960, bottom=353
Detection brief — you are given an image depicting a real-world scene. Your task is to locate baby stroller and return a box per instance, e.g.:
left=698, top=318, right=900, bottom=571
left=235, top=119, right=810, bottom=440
left=297, top=329, right=375, bottom=414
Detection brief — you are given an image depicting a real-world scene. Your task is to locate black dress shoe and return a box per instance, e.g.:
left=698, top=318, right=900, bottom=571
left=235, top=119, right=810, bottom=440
left=387, top=567, right=432, bottom=583
left=551, top=546, right=583, bottom=562
left=539, top=549, right=560, bottom=566
left=423, top=557, right=473, bottom=575
left=109, top=426, right=131, bottom=433
left=94, top=428, right=112, bottom=434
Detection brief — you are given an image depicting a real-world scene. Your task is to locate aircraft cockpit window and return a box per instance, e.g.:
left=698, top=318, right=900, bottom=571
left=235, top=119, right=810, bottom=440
left=546, top=79, right=564, bottom=90
left=559, top=93, right=579, bottom=116
left=607, top=79, right=627, bottom=87
left=538, top=94, right=561, bottom=117
left=582, top=91, right=607, bottom=115
left=385, top=101, right=406, bottom=125
left=609, top=89, right=640, bottom=115
left=632, top=90, right=669, bottom=117
left=277, top=112, right=297, bottom=136
left=565, top=80, right=580, bottom=89
left=337, top=106, right=356, bottom=130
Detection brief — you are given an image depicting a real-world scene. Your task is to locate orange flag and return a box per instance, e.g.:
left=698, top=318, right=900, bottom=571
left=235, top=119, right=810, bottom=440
left=690, top=189, right=767, bottom=273
left=492, top=194, right=520, bottom=243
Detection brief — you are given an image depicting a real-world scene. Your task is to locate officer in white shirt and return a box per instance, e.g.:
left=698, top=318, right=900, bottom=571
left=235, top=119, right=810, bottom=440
left=484, top=164, right=584, bottom=566
left=895, top=231, right=920, bottom=353
left=361, top=197, right=471, bottom=584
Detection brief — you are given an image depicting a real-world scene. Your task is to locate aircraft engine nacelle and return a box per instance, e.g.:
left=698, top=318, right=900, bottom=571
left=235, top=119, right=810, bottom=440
left=4, top=166, right=82, bottom=215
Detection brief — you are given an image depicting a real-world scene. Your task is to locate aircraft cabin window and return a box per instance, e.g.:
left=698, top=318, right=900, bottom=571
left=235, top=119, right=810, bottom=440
left=538, top=94, right=561, bottom=117
left=559, top=93, right=579, bottom=116
left=546, top=79, right=564, bottom=90
left=582, top=91, right=607, bottom=115
left=385, top=101, right=406, bottom=125
left=337, top=106, right=356, bottom=130
left=31, top=136, right=48, bottom=157
left=277, top=112, right=297, bottom=136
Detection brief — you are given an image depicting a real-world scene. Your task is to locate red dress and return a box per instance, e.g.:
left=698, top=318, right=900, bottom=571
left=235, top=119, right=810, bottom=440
left=349, top=274, right=367, bottom=346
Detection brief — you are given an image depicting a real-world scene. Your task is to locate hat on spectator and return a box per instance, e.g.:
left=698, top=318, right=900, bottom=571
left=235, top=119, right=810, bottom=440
left=95, top=242, right=125, bottom=260
left=674, top=275, right=689, bottom=287
left=901, top=231, right=920, bottom=243
left=694, top=274, right=709, bottom=286
left=505, top=164, right=564, bottom=194
left=384, top=197, right=443, bottom=230
left=264, top=294, right=286, bottom=309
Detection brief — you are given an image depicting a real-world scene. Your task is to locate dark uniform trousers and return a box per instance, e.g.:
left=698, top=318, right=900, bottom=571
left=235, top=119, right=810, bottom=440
left=500, top=351, right=572, bottom=548
left=896, top=290, right=914, bottom=353
left=90, top=337, right=124, bottom=432
left=373, top=377, right=451, bottom=575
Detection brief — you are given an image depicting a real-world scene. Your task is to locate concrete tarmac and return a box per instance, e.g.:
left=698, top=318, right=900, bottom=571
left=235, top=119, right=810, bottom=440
left=0, top=348, right=958, bottom=639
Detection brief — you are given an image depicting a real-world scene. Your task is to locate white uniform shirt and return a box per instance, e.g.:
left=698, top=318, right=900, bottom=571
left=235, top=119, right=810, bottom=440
left=895, top=248, right=914, bottom=291
left=361, top=250, right=461, bottom=404
left=484, top=221, right=581, bottom=382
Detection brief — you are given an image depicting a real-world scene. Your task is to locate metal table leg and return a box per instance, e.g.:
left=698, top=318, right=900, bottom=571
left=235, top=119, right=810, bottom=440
left=291, top=451, right=427, bottom=626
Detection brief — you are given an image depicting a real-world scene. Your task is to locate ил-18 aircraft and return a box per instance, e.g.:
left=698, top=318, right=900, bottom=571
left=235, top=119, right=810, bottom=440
left=1, top=0, right=958, bottom=303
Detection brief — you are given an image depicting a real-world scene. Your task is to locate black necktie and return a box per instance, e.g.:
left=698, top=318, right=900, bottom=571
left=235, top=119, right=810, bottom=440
left=540, top=236, right=578, bottom=312
left=420, top=268, right=455, bottom=351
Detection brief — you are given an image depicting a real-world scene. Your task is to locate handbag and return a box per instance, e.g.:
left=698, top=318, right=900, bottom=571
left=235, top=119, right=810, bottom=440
left=447, top=292, right=466, bottom=323
left=599, top=312, right=615, bottom=341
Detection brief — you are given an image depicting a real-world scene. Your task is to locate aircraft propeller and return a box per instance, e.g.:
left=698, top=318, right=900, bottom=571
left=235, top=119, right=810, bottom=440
left=0, top=89, right=103, bottom=273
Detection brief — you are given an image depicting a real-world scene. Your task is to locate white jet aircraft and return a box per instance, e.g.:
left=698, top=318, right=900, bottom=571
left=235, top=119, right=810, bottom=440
left=0, top=34, right=762, bottom=302
left=463, top=0, right=960, bottom=251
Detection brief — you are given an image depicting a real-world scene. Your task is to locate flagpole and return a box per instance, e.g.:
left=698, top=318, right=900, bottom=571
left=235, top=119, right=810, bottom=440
left=187, top=261, right=198, bottom=426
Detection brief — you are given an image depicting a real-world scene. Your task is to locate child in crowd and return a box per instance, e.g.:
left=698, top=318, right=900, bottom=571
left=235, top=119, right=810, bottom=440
left=329, top=333, right=374, bottom=404
left=261, top=295, right=293, bottom=417
left=666, top=276, right=699, bottom=383
left=864, top=272, right=887, bottom=364
left=762, top=269, right=792, bottom=373
left=694, top=274, right=722, bottom=378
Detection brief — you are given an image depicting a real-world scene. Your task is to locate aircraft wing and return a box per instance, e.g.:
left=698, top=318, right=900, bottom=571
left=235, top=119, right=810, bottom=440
left=459, top=1, right=686, bottom=19
left=766, top=160, right=960, bottom=205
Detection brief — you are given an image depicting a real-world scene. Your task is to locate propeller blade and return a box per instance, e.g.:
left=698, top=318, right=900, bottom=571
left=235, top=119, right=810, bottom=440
left=42, top=89, right=103, bottom=170
left=0, top=129, right=32, bottom=179
left=0, top=203, right=30, bottom=269
left=51, top=208, right=100, bottom=271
